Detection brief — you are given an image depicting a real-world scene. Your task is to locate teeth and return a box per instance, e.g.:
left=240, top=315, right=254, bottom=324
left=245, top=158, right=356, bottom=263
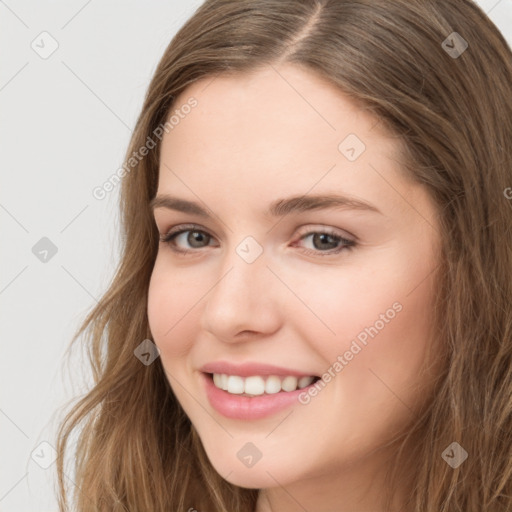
left=245, top=376, right=266, bottom=395
left=265, top=375, right=282, bottom=394
left=213, top=373, right=222, bottom=388
left=298, top=376, right=315, bottom=389
left=211, top=373, right=316, bottom=396
left=227, top=375, right=245, bottom=394
left=281, top=376, right=297, bottom=392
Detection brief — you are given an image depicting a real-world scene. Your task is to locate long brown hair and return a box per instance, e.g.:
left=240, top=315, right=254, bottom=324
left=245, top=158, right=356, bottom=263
left=54, top=1, right=512, bottom=510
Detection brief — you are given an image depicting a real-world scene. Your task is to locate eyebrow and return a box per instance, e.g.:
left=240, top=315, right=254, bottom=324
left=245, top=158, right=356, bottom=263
left=149, top=193, right=382, bottom=217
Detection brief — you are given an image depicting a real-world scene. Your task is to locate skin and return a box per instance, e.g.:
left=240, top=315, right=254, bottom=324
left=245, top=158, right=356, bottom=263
left=147, top=63, right=441, bottom=511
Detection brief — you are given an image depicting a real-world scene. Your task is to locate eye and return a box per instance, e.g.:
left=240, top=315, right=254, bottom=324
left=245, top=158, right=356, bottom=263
left=293, top=228, right=355, bottom=256
left=158, top=224, right=356, bottom=257
left=159, top=224, right=216, bottom=254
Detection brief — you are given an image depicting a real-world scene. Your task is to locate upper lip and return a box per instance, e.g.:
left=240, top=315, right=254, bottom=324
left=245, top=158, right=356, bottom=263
left=200, top=361, right=318, bottom=378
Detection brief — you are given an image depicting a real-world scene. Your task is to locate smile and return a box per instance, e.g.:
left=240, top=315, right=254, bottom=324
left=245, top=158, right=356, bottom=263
left=212, top=373, right=319, bottom=396
left=201, top=372, right=322, bottom=420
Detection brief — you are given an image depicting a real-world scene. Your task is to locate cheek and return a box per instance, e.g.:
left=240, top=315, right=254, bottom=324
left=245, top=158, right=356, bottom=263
left=301, top=247, right=438, bottom=404
left=147, top=261, right=200, bottom=359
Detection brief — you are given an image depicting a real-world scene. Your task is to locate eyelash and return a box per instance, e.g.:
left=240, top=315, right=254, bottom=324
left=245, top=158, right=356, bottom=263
left=158, top=223, right=355, bottom=257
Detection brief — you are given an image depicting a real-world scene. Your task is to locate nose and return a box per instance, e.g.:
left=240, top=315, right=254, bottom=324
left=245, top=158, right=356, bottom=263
left=199, top=245, right=282, bottom=343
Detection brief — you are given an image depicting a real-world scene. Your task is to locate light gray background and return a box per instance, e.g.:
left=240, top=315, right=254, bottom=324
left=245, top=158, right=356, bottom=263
left=1, top=1, right=511, bottom=510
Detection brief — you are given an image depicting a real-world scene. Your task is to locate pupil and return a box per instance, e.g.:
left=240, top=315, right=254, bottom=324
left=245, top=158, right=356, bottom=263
left=314, top=233, right=336, bottom=250
left=189, top=231, right=207, bottom=247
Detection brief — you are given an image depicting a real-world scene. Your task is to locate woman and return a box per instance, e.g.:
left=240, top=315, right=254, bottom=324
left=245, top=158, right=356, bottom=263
left=55, top=1, right=512, bottom=510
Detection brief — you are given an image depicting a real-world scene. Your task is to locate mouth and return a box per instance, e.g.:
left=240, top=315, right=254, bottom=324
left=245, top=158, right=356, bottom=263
left=201, top=371, right=321, bottom=420
left=198, top=360, right=324, bottom=419
left=206, top=372, right=321, bottom=397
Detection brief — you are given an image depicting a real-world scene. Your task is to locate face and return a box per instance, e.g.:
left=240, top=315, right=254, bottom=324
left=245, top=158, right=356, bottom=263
left=147, top=63, right=440, bottom=506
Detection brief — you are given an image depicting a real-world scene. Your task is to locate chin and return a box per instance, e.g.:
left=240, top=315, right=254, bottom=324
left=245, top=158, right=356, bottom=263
left=203, top=445, right=294, bottom=489
left=218, top=466, right=283, bottom=489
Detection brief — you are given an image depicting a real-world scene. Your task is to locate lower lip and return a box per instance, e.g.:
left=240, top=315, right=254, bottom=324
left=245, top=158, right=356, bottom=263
left=201, top=372, right=317, bottom=420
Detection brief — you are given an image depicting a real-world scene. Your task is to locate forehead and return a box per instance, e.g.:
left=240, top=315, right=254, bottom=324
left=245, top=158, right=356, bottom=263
left=155, top=63, right=422, bottom=221
left=161, top=65, right=393, bottom=163
left=169, top=64, right=383, bottom=144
